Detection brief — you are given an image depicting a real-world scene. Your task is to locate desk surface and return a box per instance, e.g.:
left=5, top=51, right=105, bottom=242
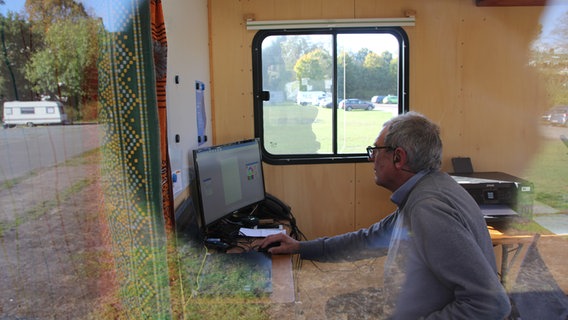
left=488, top=226, right=535, bottom=245
left=270, top=254, right=295, bottom=303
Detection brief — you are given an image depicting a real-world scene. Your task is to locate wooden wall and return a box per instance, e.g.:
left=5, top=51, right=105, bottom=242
left=208, top=0, right=546, bottom=239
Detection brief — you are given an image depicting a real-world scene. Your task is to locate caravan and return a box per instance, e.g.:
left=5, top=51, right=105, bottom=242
left=296, top=91, right=326, bottom=106
left=3, top=101, right=69, bottom=128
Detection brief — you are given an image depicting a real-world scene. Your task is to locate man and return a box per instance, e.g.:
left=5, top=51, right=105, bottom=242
left=260, top=112, right=511, bottom=319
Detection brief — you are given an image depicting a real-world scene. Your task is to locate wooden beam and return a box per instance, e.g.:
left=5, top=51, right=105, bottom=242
left=476, top=0, right=546, bottom=6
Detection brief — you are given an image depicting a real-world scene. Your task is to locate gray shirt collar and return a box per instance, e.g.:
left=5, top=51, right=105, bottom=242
left=390, top=169, right=430, bottom=207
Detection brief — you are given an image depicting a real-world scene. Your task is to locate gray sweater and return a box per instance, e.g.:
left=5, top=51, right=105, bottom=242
left=299, top=171, right=511, bottom=319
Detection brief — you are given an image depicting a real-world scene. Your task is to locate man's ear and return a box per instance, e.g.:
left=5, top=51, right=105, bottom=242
left=393, top=147, right=408, bottom=167
left=393, top=147, right=403, bottom=162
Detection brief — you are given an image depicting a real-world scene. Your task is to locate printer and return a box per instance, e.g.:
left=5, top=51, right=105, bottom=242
left=450, top=171, right=534, bottom=221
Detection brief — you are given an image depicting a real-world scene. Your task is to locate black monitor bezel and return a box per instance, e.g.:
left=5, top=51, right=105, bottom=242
left=192, top=138, right=266, bottom=233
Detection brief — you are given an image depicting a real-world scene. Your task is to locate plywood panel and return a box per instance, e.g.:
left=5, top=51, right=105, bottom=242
left=354, top=162, right=397, bottom=229
left=263, top=163, right=356, bottom=239
left=476, top=0, right=546, bottom=6
left=244, top=0, right=355, bottom=21
left=440, top=7, right=544, bottom=174
left=209, top=0, right=256, bottom=143
left=407, top=1, right=544, bottom=174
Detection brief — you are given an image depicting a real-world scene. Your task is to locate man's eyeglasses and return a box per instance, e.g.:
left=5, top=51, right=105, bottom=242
left=366, top=146, right=393, bottom=159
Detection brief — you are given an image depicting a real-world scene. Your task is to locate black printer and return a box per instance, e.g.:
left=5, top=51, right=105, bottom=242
left=450, top=171, right=534, bottom=220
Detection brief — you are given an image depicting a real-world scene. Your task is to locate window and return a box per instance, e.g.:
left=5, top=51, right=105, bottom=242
left=252, top=27, right=409, bottom=164
left=21, top=107, right=35, bottom=114
left=46, top=107, right=55, bottom=114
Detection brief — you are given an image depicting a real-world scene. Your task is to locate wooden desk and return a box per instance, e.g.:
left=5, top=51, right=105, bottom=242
left=489, top=226, right=536, bottom=289
left=270, top=254, right=295, bottom=303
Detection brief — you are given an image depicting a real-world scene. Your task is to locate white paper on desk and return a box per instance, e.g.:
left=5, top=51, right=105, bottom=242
left=239, top=228, right=286, bottom=237
left=480, top=204, right=518, bottom=216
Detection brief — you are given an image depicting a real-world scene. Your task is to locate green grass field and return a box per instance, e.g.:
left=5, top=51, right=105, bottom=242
left=523, top=138, right=568, bottom=212
left=263, top=102, right=394, bottom=155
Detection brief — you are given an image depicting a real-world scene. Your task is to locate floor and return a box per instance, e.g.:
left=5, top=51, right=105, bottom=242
left=269, top=257, right=387, bottom=320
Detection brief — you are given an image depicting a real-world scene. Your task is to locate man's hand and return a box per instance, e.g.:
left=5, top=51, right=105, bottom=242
left=258, top=233, right=300, bottom=254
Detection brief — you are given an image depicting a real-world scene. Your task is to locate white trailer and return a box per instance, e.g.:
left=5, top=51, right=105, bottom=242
left=3, top=101, right=69, bottom=128
left=296, top=91, right=326, bottom=106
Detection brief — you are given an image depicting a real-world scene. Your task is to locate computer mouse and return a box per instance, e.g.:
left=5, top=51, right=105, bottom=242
left=258, top=241, right=281, bottom=253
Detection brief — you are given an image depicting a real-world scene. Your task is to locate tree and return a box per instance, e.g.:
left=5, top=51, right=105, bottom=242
left=280, top=36, right=319, bottom=72
left=25, top=17, right=100, bottom=117
left=0, top=13, right=39, bottom=101
left=362, top=52, right=388, bottom=97
left=263, top=34, right=399, bottom=102
left=21, top=0, right=100, bottom=120
left=294, top=49, right=332, bottom=91
left=336, top=49, right=398, bottom=101
left=547, top=11, right=568, bottom=53
left=353, top=48, right=371, bottom=65
left=25, top=0, right=88, bottom=33
left=262, top=36, right=294, bottom=93
left=531, top=10, right=568, bottom=106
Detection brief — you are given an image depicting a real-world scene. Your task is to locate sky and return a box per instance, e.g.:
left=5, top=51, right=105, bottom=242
left=538, top=1, right=568, bottom=46
left=0, top=0, right=107, bottom=19
left=339, top=33, right=400, bottom=56
left=0, top=0, right=26, bottom=15
left=0, top=1, right=127, bottom=32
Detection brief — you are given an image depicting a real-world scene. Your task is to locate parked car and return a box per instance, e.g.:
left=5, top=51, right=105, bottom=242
left=542, top=106, right=559, bottom=123
left=338, top=99, right=374, bottom=111
left=542, top=106, right=567, bottom=124
left=549, top=106, right=568, bottom=127
left=319, top=98, right=333, bottom=108
left=541, top=110, right=553, bottom=123
left=382, top=95, right=398, bottom=104
left=371, top=95, right=386, bottom=104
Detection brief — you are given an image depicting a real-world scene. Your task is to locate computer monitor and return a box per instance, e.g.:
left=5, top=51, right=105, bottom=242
left=192, top=138, right=266, bottom=230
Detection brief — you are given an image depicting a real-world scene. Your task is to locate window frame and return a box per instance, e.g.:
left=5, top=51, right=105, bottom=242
left=21, top=107, right=35, bottom=114
left=252, top=27, right=409, bottom=165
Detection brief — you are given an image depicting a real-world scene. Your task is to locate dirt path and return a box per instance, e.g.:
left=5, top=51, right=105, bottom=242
left=0, top=151, right=118, bottom=319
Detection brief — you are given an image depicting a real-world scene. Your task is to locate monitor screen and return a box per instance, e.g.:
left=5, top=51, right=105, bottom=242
left=193, top=138, right=265, bottom=227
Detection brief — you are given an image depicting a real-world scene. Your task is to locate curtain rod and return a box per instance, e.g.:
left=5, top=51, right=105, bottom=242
left=246, top=17, right=415, bottom=30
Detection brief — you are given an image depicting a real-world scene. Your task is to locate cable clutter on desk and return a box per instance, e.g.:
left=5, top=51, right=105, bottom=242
left=257, top=193, right=306, bottom=241
left=203, top=193, right=306, bottom=252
